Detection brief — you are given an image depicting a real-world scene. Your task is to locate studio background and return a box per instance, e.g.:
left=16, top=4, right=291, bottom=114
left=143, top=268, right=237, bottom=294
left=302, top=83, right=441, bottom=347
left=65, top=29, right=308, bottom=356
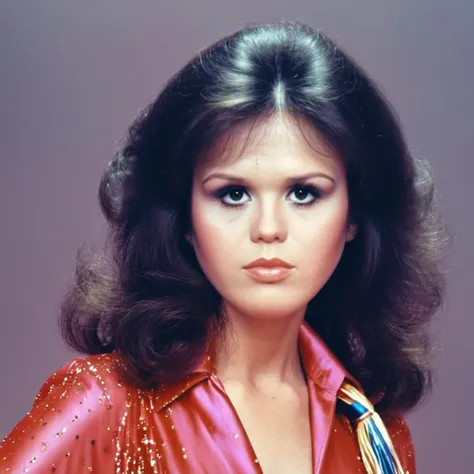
left=1, top=1, right=472, bottom=472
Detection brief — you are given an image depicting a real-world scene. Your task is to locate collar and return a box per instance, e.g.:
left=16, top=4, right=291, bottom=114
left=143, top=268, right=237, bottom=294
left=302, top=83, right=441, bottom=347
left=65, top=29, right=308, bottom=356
left=155, top=321, right=362, bottom=412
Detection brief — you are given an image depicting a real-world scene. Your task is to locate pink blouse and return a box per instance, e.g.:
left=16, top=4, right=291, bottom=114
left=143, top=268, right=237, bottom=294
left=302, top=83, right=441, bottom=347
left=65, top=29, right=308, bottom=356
left=0, top=322, right=416, bottom=473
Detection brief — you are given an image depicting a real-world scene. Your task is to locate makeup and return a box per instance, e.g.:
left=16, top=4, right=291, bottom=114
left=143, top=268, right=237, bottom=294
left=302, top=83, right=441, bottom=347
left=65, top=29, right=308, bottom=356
left=242, top=258, right=294, bottom=283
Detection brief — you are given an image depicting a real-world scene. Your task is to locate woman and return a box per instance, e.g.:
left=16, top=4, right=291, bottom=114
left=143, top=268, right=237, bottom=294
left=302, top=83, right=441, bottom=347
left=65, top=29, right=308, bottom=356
left=0, top=20, right=448, bottom=473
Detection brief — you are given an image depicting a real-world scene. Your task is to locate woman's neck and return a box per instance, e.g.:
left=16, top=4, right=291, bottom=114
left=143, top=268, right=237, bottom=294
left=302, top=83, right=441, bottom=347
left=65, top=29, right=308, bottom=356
left=215, top=307, right=307, bottom=392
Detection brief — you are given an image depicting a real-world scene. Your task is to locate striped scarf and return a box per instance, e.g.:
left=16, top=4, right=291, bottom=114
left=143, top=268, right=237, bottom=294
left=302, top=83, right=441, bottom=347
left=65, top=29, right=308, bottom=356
left=337, top=382, right=404, bottom=474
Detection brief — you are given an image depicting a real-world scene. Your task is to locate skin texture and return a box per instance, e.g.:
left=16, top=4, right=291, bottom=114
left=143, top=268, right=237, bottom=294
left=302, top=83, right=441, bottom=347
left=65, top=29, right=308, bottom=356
left=190, top=114, right=356, bottom=391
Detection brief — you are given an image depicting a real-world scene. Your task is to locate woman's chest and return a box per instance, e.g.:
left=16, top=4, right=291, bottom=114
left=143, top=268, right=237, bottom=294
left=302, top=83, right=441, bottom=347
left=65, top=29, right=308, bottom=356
left=135, top=383, right=364, bottom=474
left=231, top=398, right=313, bottom=474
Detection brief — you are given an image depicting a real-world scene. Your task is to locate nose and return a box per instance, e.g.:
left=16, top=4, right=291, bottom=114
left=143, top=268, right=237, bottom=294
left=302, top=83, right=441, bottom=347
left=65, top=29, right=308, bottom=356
left=250, top=199, right=288, bottom=243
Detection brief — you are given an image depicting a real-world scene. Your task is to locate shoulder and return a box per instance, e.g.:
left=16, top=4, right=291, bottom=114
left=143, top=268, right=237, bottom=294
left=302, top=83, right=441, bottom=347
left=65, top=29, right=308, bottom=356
left=34, top=353, right=128, bottom=408
left=382, top=413, right=417, bottom=473
left=0, top=353, right=133, bottom=474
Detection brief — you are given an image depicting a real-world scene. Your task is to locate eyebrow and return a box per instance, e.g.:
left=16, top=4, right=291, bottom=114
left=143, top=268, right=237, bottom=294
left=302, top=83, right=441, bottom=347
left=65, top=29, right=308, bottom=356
left=202, top=171, right=335, bottom=185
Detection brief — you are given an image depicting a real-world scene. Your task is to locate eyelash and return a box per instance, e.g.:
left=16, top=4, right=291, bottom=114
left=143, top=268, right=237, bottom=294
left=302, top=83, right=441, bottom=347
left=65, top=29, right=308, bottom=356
left=213, top=184, right=323, bottom=208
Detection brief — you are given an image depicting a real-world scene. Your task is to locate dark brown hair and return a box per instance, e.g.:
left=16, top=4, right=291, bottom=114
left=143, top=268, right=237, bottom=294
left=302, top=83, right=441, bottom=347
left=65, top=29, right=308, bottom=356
left=60, top=20, right=450, bottom=413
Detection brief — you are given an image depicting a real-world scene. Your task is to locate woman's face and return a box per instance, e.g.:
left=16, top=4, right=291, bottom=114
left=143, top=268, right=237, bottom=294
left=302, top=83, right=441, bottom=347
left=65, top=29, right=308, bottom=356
left=190, top=115, right=355, bottom=321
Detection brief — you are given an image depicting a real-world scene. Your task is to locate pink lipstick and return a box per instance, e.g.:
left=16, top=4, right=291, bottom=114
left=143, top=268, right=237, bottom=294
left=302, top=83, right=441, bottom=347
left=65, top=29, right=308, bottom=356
left=242, top=258, right=294, bottom=283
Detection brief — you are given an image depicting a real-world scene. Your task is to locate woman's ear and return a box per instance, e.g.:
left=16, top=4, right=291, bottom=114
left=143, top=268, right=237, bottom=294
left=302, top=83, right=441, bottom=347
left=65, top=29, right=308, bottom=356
left=345, top=223, right=357, bottom=242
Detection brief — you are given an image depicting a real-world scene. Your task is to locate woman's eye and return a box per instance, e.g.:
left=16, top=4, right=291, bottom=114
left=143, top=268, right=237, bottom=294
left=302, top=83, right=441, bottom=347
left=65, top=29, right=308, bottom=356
left=288, top=185, right=322, bottom=205
left=217, top=186, right=250, bottom=206
left=214, top=184, right=321, bottom=207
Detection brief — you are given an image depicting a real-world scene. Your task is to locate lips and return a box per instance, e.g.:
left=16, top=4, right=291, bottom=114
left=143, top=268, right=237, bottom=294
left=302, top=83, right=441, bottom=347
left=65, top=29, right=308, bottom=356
left=243, top=258, right=293, bottom=269
left=243, top=258, right=294, bottom=283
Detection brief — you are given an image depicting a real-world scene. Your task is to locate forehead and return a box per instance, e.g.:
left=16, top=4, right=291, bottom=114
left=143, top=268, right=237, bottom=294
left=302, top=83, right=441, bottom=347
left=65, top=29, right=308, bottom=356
left=195, top=114, right=343, bottom=176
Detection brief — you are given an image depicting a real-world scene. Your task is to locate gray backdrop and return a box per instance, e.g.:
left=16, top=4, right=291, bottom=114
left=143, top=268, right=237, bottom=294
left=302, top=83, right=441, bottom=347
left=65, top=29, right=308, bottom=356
left=1, top=1, right=472, bottom=472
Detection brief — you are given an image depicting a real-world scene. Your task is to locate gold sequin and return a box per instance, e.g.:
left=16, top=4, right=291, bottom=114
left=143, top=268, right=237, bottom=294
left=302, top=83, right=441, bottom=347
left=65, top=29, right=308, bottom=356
left=0, top=336, right=417, bottom=473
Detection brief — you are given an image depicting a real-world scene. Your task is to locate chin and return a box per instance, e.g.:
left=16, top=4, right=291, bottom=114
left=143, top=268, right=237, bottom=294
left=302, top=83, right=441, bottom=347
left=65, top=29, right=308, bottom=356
left=227, top=294, right=310, bottom=321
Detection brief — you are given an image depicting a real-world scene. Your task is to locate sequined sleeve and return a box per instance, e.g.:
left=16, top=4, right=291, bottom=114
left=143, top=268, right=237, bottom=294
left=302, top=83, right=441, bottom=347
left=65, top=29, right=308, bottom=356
left=0, top=358, right=122, bottom=474
left=384, top=414, right=417, bottom=474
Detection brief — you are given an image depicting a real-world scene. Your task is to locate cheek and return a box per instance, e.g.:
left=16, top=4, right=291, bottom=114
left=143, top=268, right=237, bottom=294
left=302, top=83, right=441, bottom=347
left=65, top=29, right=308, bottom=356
left=190, top=195, right=241, bottom=281
left=299, top=196, right=349, bottom=241
left=192, top=207, right=241, bottom=252
left=296, top=203, right=350, bottom=275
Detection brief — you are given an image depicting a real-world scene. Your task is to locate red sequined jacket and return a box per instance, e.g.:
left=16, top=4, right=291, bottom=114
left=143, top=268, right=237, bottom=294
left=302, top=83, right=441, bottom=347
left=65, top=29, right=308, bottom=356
left=0, top=322, right=416, bottom=473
